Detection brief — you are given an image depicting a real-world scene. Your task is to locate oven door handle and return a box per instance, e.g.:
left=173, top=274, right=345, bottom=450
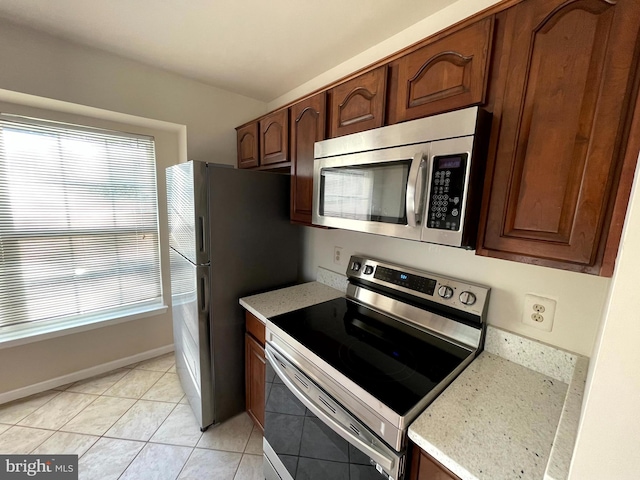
left=265, top=345, right=397, bottom=475
left=406, top=152, right=427, bottom=227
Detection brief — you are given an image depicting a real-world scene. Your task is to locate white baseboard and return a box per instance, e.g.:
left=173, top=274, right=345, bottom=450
left=0, top=344, right=174, bottom=405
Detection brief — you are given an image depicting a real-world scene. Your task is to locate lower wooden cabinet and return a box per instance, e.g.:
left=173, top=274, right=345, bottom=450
left=245, top=312, right=265, bottom=431
left=409, top=443, right=461, bottom=480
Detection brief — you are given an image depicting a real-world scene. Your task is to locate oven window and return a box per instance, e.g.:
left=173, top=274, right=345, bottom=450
left=265, top=360, right=386, bottom=480
left=319, top=160, right=411, bottom=224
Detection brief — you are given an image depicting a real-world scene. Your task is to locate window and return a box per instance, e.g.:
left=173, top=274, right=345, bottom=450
left=0, top=114, right=163, bottom=339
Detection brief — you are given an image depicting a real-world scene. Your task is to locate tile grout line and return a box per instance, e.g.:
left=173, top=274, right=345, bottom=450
left=8, top=358, right=177, bottom=461
left=174, top=445, right=198, bottom=480
left=19, top=391, right=101, bottom=432
left=74, top=359, right=180, bottom=475
left=1, top=355, right=216, bottom=476
left=114, top=438, right=150, bottom=480
left=4, top=390, right=64, bottom=426
left=232, top=425, right=255, bottom=480
left=52, top=393, right=102, bottom=434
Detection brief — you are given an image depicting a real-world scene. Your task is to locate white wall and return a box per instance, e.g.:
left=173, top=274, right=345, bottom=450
left=0, top=18, right=267, bottom=164
left=267, top=0, right=503, bottom=111
left=0, top=19, right=267, bottom=394
left=568, top=154, right=640, bottom=478
left=277, top=0, right=610, bottom=356
left=301, top=229, right=608, bottom=356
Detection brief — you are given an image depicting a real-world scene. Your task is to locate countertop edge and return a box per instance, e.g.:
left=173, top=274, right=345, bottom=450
left=239, top=281, right=345, bottom=324
left=544, top=355, right=589, bottom=480
left=408, top=430, right=478, bottom=480
left=239, top=299, right=268, bottom=324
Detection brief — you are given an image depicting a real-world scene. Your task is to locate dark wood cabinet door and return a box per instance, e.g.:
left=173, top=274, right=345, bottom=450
left=245, top=332, right=265, bottom=431
left=260, top=109, right=289, bottom=166
left=328, top=65, right=387, bottom=138
left=236, top=122, right=259, bottom=169
left=290, top=92, right=326, bottom=224
left=409, top=443, right=461, bottom=480
left=388, top=17, right=494, bottom=124
left=478, top=0, right=640, bottom=274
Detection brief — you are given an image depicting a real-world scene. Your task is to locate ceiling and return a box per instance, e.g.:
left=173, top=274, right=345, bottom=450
left=0, top=0, right=457, bottom=102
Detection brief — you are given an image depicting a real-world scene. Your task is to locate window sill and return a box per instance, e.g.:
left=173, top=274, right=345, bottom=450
left=0, top=304, right=169, bottom=350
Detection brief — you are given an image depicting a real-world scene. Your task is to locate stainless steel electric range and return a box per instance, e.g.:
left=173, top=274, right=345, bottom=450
left=263, top=256, right=490, bottom=480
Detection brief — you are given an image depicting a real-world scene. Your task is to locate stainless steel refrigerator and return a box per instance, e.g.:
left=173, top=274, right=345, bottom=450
left=166, top=161, right=300, bottom=430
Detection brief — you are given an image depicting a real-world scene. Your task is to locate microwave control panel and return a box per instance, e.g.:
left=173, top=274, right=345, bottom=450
left=427, top=153, right=468, bottom=231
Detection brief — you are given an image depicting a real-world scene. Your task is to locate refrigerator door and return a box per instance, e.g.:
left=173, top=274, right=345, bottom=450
left=167, top=160, right=209, bottom=266
left=169, top=248, right=214, bottom=429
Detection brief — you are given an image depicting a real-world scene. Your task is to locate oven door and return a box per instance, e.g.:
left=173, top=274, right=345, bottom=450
left=312, top=144, right=429, bottom=241
left=264, top=344, right=405, bottom=480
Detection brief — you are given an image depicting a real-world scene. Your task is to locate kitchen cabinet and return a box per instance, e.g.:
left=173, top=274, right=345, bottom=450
left=245, top=311, right=265, bottom=431
left=409, top=443, right=461, bottom=480
left=387, top=17, right=494, bottom=124
left=234, top=0, right=640, bottom=275
left=328, top=65, right=387, bottom=138
left=290, top=92, right=326, bottom=225
left=236, top=122, right=259, bottom=169
left=260, top=109, right=289, bottom=167
left=477, top=0, right=640, bottom=275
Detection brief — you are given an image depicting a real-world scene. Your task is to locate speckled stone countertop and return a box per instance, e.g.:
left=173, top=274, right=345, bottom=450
left=239, top=281, right=344, bottom=324
left=409, top=352, right=567, bottom=479
left=409, top=326, right=588, bottom=480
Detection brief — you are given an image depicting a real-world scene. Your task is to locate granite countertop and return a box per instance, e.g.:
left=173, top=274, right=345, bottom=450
left=409, top=327, right=588, bottom=480
left=239, top=281, right=344, bottom=323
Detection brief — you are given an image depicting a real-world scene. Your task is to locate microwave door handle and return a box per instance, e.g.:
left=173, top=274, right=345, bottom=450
left=406, top=152, right=427, bottom=227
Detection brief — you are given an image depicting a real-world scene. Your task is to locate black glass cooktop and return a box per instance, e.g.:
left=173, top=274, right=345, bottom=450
left=270, top=298, right=472, bottom=416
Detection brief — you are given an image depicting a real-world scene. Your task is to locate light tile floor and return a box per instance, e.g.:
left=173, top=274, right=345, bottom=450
left=0, top=353, right=264, bottom=480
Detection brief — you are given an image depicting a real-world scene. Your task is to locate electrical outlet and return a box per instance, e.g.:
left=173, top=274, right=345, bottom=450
left=522, top=294, right=556, bottom=332
left=333, top=246, right=343, bottom=266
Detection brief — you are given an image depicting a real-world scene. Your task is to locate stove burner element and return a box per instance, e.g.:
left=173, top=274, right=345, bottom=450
left=339, top=316, right=417, bottom=382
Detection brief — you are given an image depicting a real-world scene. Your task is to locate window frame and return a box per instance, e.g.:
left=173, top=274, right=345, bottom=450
left=0, top=106, right=176, bottom=349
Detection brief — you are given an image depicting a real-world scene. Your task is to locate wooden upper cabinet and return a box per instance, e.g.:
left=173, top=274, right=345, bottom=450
left=236, top=122, right=259, bottom=169
left=478, top=0, right=640, bottom=274
left=260, top=109, right=289, bottom=166
left=328, top=65, right=387, bottom=138
left=290, top=92, right=326, bottom=225
left=388, top=17, right=494, bottom=124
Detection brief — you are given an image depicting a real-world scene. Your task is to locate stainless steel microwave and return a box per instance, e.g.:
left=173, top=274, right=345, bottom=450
left=312, top=107, right=490, bottom=248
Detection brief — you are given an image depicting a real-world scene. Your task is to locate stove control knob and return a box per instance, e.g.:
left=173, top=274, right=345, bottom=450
left=459, top=291, right=477, bottom=306
left=438, top=285, right=454, bottom=299
left=350, top=261, right=361, bottom=272
left=363, top=265, right=374, bottom=275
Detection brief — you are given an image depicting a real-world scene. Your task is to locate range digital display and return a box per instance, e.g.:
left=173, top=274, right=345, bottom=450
left=374, top=266, right=436, bottom=295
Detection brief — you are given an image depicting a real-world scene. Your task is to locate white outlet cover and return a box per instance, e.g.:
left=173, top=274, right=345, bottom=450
left=333, top=246, right=343, bottom=266
left=522, top=294, right=557, bottom=332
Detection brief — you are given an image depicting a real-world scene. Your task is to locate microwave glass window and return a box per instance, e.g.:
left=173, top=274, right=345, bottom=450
left=320, top=160, right=411, bottom=224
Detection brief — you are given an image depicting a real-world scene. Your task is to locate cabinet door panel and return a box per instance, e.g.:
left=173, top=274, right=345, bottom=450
left=245, top=333, right=265, bottom=430
left=260, top=110, right=289, bottom=166
left=290, top=92, right=326, bottom=224
left=236, top=123, right=259, bottom=169
left=409, top=443, right=460, bottom=480
left=389, top=17, right=494, bottom=124
left=479, top=0, right=640, bottom=270
left=328, top=65, right=387, bottom=138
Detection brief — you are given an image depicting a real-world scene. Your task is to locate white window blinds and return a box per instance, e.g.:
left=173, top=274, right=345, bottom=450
left=0, top=115, right=162, bottom=334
